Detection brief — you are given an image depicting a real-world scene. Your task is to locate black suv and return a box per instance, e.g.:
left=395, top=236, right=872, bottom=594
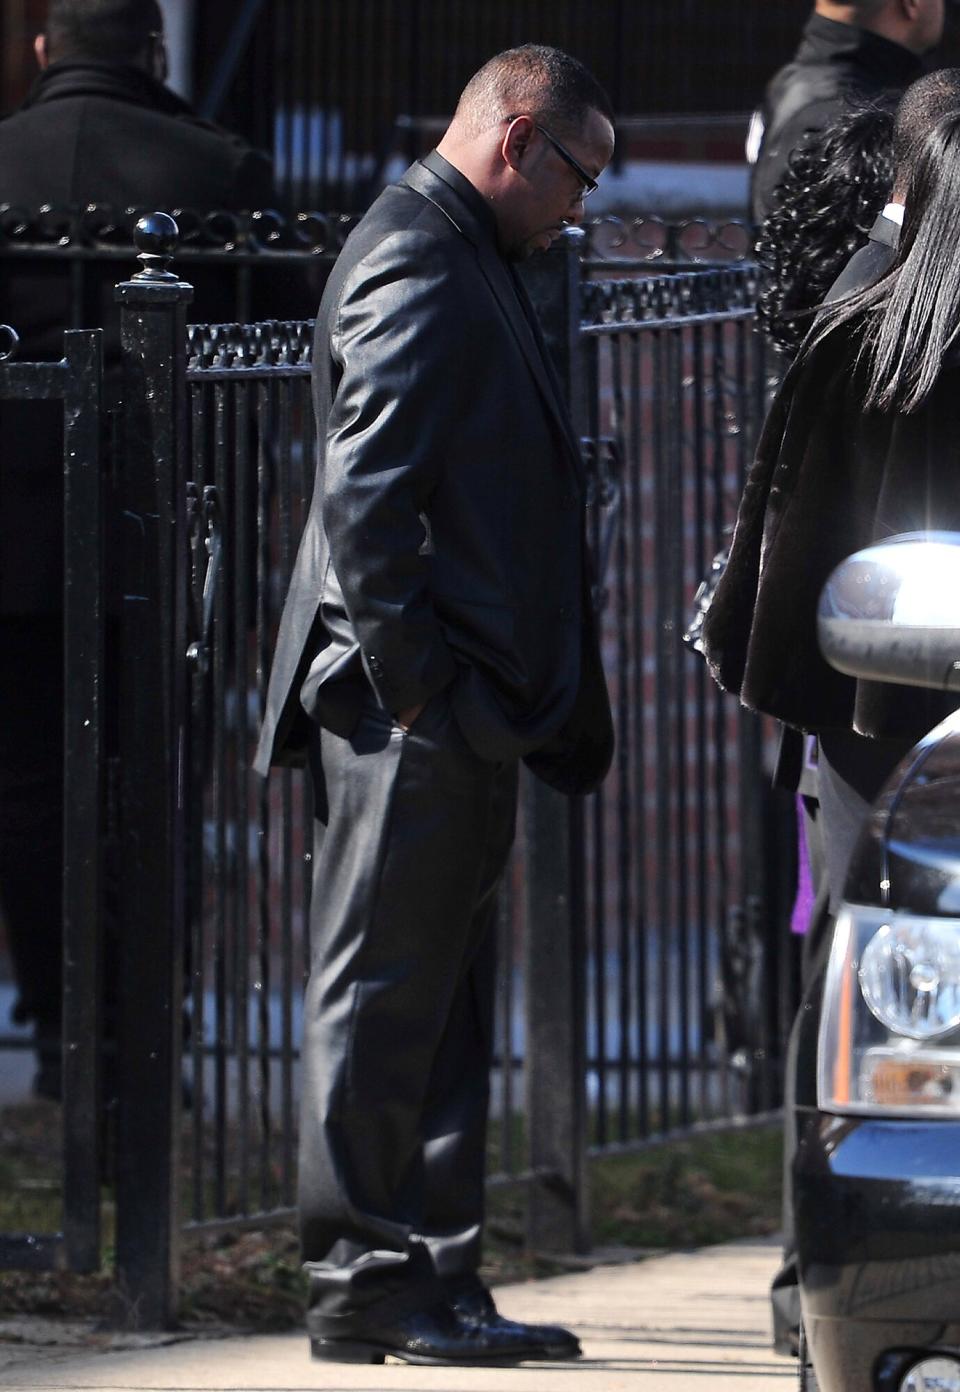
left=796, top=533, right=960, bottom=1392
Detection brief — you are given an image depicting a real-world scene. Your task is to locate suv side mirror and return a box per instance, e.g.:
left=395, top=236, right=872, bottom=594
left=817, top=531, right=960, bottom=692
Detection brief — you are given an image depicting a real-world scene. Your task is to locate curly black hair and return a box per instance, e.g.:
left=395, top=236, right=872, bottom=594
left=755, top=98, right=896, bottom=355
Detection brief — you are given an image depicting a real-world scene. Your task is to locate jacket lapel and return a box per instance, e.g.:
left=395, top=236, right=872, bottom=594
left=401, top=158, right=584, bottom=483
left=509, top=258, right=586, bottom=478
left=476, top=242, right=585, bottom=480
left=868, top=210, right=900, bottom=251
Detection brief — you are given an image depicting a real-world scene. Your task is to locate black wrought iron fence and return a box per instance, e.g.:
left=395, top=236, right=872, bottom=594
left=0, top=218, right=791, bottom=1327
left=180, top=320, right=315, bottom=1237
left=0, top=204, right=345, bottom=345
left=0, top=323, right=104, bottom=1274
left=581, top=215, right=755, bottom=270
left=176, top=317, right=543, bottom=1250
left=574, top=266, right=787, bottom=1150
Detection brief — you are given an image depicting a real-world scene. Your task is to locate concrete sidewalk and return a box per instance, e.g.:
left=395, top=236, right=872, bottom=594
left=0, top=1237, right=793, bottom=1391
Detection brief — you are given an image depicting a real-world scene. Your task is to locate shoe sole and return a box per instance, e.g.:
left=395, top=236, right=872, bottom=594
left=310, top=1338, right=578, bottom=1366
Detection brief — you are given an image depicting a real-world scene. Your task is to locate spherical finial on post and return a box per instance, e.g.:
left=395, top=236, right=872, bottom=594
left=132, top=212, right=180, bottom=282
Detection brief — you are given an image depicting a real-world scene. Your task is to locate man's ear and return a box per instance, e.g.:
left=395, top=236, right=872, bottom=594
left=150, top=35, right=169, bottom=84
left=34, top=33, right=48, bottom=70
left=501, top=115, right=536, bottom=174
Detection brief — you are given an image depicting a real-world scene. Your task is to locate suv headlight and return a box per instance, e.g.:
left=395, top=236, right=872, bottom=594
left=819, top=906, right=960, bottom=1116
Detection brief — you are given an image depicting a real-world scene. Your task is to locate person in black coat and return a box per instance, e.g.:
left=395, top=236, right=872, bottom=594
left=748, top=0, right=942, bottom=224
left=751, top=64, right=960, bottom=1356
left=706, top=102, right=960, bottom=1354
left=0, top=0, right=287, bottom=1098
left=254, top=45, right=615, bottom=1367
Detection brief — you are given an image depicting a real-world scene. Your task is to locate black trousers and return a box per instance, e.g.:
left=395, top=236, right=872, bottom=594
left=299, top=688, right=518, bottom=1331
left=771, top=728, right=917, bottom=1348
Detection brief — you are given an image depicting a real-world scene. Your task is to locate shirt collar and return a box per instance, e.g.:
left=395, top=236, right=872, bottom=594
left=418, top=149, right=500, bottom=245
left=22, top=59, right=193, bottom=118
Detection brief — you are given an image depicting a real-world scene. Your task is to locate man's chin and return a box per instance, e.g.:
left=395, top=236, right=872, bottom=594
left=515, top=229, right=560, bottom=260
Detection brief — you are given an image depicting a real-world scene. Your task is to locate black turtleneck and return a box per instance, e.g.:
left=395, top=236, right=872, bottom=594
left=795, top=13, right=924, bottom=91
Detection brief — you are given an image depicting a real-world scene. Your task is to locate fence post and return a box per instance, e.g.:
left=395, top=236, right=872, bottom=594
left=61, top=328, right=105, bottom=1272
left=519, top=233, right=591, bottom=1255
left=112, top=215, right=193, bottom=1328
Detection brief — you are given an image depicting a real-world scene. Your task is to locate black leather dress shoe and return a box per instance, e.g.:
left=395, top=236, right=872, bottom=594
left=445, top=1275, right=582, bottom=1361
left=309, top=1300, right=558, bottom=1365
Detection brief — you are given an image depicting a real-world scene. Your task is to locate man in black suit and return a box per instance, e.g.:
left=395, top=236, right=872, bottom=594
left=0, top=0, right=285, bottom=1097
left=748, top=0, right=943, bottom=224
left=254, top=44, right=614, bottom=1367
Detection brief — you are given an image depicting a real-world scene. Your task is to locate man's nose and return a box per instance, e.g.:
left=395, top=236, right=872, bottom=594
left=565, top=196, right=586, bottom=225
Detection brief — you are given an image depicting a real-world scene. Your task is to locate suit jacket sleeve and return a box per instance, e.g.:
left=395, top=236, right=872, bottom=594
left=321, top=228, right=465, bottom=714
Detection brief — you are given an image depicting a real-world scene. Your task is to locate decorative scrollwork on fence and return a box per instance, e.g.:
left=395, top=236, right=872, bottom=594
left=581, top=265, right=758, bottom=327
left=185, top=482, right=223, bottom=676
left=582, top=215, right=755, bottom=266
left=185, top=319, right=314, bottom=370
left=0, top=204, right=760, bottom=267
left=0, top=203, right=360, bottom=255
left=581, top=435, right=622, bottom=613
left=0, top=324, right=20, bottom=362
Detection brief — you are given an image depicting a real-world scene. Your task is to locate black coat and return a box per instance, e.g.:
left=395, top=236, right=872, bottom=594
left=771, top=210, right=901, bottom=792
left=750, top=15, right=920, bottom=224
left=254, top=152, right=614, bottom=795
left=1, top=59, right=274, bottom=207
left=0, top=61, right=286, bottom=615
left=0, top=61, right=280, bottom=357
left=702, top=319, right=960, bottom=742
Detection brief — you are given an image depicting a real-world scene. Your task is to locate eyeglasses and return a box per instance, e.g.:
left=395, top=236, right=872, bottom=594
left=505, top=115, right=599, bottom=200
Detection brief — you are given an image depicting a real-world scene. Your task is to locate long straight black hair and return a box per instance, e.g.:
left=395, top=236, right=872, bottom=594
left=807, top=109, right=960, bottom=413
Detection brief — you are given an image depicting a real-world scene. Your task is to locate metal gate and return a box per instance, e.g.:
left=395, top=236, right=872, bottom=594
left=0, top=324, right=104, bottom=1274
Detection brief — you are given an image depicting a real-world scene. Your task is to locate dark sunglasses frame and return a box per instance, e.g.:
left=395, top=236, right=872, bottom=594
left=504, top=115, right=598, bottom=199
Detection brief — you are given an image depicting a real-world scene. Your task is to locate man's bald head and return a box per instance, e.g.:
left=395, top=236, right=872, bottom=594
left=437, top=44, right=614, bottom=261
left=452, top=44, right=613, bottom=143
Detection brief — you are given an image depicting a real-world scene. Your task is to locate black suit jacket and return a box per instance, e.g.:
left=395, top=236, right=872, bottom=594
left=771, top=210, right=900, bottom=794
left=254, top=152, right=613, bottom=795
left=0, top=61, right=294, bottom=615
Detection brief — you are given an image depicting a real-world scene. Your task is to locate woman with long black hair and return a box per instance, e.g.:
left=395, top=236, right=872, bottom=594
left=704, top=103, right=960, bottom=1361
left=705, top=105, right=960, bottom=912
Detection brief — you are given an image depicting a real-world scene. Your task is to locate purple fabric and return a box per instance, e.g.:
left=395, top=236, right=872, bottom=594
left=790, top=794, right=814, bottom=935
